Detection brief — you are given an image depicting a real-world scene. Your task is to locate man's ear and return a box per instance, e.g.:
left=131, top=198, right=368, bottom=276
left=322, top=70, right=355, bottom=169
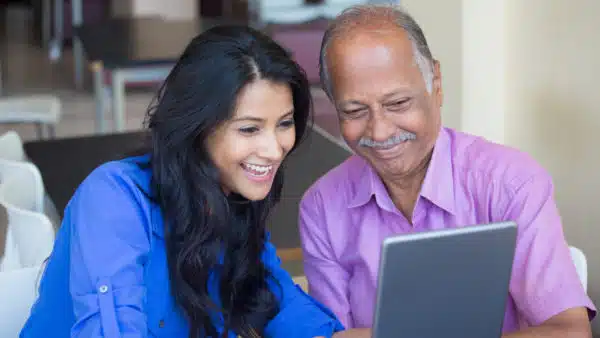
left=432, top=59, right=443, bottom=106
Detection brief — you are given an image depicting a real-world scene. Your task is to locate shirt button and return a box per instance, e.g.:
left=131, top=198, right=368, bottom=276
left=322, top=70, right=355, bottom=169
left=98, top=285, right=108, bottom=293
left=158, top=320, right=165, bottom=328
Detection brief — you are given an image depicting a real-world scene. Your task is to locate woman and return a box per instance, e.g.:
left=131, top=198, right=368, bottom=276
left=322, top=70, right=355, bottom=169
left=20, top=26, right=345, bottom=337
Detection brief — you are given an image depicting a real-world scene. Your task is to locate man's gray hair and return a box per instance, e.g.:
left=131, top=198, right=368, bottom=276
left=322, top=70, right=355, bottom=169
left=319, top=4, right=435, bottom=98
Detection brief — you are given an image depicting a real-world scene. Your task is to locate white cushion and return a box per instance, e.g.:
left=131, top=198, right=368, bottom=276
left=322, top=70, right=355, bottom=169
left=0, top=265, right=44, bottom=337
left=0, top=226, right=22, bottom=272
left=0, top=131, right=26, bottom=162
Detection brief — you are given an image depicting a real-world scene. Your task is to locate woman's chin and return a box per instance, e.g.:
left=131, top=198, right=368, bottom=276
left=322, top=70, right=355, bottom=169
left=231, top=185, right=272, bottom=202
left=239, top=191, right=270, bottom=201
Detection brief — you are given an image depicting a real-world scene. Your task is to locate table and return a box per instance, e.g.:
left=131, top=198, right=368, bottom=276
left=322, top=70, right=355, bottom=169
left=75, top=17, right=246, bottom=133
left=24, top=126, right=351, bottom=261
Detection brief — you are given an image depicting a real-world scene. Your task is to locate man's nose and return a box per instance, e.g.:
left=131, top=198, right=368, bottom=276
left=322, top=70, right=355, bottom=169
left=367, top=108, right=396, bottom=142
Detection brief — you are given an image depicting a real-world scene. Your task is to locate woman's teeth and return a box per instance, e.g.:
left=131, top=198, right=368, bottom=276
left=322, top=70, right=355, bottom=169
left=242, top=163, right=273, bottom=176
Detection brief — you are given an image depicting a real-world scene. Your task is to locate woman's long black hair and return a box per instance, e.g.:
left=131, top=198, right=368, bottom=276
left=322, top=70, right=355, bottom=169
left=144, top=25, right=312, bottom=337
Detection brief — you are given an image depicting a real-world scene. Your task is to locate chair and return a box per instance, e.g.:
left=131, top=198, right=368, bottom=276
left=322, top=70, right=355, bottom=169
left=0, top=159, right=45, bottom=214
left=0, top=131, right=26, bottom=162
left=0, top=210, right=21, bottom=272
left=0, top=158, right=48, bottom=272
left=569, top=246, right=587, bottom=292
left=0, top=95, right=62, bottom=139
left=0, top=133, right=62, bottom=227
left=0, top=264, right=44, bottom=338
left=0, top=153, right=61, bottom=229
left=0, top=202, right=54, bottom=269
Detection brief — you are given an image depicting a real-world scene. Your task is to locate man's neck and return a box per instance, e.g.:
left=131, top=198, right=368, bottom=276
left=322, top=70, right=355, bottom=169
left=382, top=151, right=433, bottom=223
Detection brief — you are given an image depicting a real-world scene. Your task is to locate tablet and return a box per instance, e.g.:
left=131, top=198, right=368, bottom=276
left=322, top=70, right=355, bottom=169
left=372, top=221, right=518, bottom=338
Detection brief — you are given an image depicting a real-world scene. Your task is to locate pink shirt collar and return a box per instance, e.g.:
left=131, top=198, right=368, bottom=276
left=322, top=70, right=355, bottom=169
left=347, top=127, right=456, bottom=215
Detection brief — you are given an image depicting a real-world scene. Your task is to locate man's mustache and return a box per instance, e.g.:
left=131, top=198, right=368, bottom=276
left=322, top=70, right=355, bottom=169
left=358, top=132, right=416, bottom=148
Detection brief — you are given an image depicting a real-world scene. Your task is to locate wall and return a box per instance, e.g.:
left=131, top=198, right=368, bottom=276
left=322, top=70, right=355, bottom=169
left=503, top=0, right=600, bottom=331
left=401, top=0, right=463, bottom=131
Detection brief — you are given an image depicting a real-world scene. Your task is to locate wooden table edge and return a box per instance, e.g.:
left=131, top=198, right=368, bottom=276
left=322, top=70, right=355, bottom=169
left=277, top=247, right=303, bottom=262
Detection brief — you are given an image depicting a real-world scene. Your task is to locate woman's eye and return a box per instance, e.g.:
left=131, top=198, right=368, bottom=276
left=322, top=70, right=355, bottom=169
left=239, top=126, right=259, bottom=134
left=279, top=119, right=295, bottom=128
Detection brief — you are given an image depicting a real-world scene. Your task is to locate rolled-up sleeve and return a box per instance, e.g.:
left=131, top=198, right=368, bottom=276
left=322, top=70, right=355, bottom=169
left=502, top=173, right=596, bottom=326
left=262, top=236, right=344, bottom=338
left=298, top=189, right=353, bottom=328
left=67, top=165, right=150, bottom=337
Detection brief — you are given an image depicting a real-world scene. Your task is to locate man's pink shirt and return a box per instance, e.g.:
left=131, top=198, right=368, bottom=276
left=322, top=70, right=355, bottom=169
left=299, top=127, right=595, bottom=333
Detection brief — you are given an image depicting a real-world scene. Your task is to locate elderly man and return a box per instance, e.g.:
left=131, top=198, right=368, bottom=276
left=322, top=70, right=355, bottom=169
left=299, top=4, right=595, bottom=338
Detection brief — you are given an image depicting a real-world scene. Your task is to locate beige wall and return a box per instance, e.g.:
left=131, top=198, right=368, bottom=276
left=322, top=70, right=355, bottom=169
left=401, top=0, right=463, bottom=131
left=504, top=0, right=600, bottom=331
left=404, top=0, right=600, bottom=332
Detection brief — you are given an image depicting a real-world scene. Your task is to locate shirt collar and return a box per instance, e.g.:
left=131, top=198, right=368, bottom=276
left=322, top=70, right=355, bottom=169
left=347, top=127, right=456, bottom=215
left=420, top=127, right=456, bottom=215
left=347, top=158, right=397, bottom=212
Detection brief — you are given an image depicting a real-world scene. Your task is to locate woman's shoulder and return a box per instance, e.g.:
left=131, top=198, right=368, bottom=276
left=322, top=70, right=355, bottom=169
left=59, top=154, right=163, bottom=265
left=63, top=154, right=158, bottom=239
left=86, top=154, right=151, bottom=188
left=71, top=155, right=153, bottom=206
left=20, top=155, right=159, bottom=337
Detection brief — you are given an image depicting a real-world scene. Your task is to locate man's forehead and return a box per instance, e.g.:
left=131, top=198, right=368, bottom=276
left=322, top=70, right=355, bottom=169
left=326, top=26, right=414, bottom=67
left=327, top=31, right=419, bottom=81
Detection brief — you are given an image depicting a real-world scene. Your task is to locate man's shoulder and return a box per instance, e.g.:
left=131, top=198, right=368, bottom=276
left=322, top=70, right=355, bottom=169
left=300, top=154, right=366, bottom=206
left=450, top=129, right=551, bottom=189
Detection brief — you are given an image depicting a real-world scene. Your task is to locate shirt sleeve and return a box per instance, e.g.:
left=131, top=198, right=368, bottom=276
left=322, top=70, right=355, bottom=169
left=501, top=172, right=596, bottom=326
left=67, top=165, right=151, bottom=337
left=262, top=234, right=345, bottom=338
left=298, top=189, right=354, bottom=328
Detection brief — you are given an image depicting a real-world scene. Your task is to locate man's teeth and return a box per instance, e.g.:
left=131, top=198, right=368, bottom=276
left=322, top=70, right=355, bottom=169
left=243, top=163, right=273, bottom=176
